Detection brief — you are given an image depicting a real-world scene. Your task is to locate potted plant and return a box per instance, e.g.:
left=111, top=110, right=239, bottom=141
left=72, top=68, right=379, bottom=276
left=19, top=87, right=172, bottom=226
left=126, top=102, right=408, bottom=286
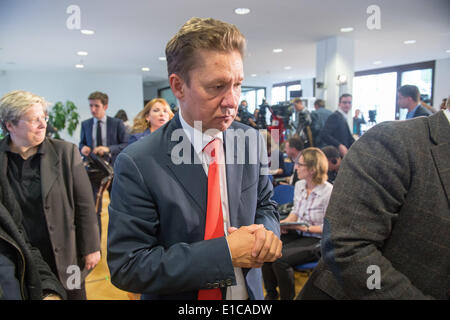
left=48, top=101, right=80, bottom=139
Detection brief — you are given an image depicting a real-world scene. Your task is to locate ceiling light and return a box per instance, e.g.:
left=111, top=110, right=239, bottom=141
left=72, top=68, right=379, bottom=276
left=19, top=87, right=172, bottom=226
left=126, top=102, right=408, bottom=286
left=142, top=67, right=150, bottom=72
left=77, top=51, right=88, bottom=56
left=273, top=48, right=283, bottom=53
left=251, top=74, right=257, bottom=77
left=158, top=57, right=166, bottom=61
left=446, top=49, right=450, bottom=53
left=81, top=29, right=95, bottom=35
left=373, top=61, right=382, bottom=65
left=75, top=64, right=84, bottom=69
left=234, top=8, right=250, bottom=15
left=340, top=27, right=354, bottom=33
left=284, top=66, right=292, bottom=70
left=403, top=40, right=416, bottom=44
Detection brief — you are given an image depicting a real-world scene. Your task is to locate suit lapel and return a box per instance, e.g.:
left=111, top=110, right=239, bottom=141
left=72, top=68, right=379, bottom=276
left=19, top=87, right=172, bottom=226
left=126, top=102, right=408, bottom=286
left=87, top=118, right=94, bottom=147
left=165, top=114, right=208, bottom=214
left=106, top=116, right=113, bottom=146
left=428, top=111, right=450, bottom=205
left=40, top=139, right=60, bottom=202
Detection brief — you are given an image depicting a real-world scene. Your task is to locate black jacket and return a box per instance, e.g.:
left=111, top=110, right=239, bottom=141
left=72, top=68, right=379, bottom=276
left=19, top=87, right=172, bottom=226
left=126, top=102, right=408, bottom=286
left=0, top=200, right=66, bottom=300
left=0, top=140, right=66, bottom=300
left=320, top=111, right=355, bottom=149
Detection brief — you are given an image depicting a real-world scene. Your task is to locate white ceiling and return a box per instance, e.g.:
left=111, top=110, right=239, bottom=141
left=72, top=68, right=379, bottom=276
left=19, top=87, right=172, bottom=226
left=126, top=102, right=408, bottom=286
left=0, top=0, right=449, bottom=87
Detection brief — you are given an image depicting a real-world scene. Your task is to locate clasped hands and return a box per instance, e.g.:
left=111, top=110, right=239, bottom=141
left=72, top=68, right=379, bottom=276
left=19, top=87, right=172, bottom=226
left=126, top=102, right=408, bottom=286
left=81, top=145, right=110, bottom=157
left=226, top=225, right=282, bottom=268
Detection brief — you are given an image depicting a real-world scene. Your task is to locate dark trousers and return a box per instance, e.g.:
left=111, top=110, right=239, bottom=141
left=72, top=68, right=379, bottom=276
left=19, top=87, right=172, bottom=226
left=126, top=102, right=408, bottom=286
left=262, top=231, right=319, bottom=300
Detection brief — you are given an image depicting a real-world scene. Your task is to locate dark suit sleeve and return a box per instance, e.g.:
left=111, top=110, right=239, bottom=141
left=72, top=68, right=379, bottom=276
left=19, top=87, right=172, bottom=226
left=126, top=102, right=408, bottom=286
left=79, top=121, right=87, bottom=152
left=70, top=144, right=100, bottom=256
left=108, top=120, right=129, bottom=159
left=320, top=113, right=342, bottom=148
left=107, top=152, right=235, bottom=295
left=255, top=132, right=280, bottom=237
left=321, top=121, right=431, bottom=299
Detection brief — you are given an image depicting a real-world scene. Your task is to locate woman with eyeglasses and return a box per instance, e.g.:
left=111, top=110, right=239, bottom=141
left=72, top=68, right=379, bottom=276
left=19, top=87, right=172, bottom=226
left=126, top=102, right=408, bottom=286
left=262, top=147, right=333, bottom=300
left=0, top=90, right=100, bottom=300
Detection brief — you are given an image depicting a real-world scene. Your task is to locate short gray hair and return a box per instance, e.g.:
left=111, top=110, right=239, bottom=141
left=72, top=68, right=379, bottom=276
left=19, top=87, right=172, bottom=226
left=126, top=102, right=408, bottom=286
left=0, top=90, right=49, bottom=133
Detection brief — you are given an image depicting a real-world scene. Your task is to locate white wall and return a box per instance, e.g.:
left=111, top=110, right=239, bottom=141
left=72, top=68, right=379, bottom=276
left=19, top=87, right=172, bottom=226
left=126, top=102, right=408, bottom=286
left=0, top=70, right=144, bottom=144
left=434, top=58, right=450, bottom=107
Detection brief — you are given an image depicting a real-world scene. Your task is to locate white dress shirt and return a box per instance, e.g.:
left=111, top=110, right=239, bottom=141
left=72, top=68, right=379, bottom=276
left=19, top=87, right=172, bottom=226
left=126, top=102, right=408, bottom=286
left=92, top=115, right=107, bottom=148
left=179, top=110, right=248, bottom=300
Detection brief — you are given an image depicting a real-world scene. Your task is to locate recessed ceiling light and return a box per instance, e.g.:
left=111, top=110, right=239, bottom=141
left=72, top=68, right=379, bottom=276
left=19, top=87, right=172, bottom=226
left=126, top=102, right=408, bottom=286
left=158, top=57, right=166, bottom=61
left=340, top=27, right=354, bottom=33
left=284, top=66, right=292, bottom=70
left=234, top=8, right=250, bottom=15
left=77, top=51, right=88, bottom=56
left=403, top=40, right=416, bottom=44
left=373, top=61, right=382, bottom=65
left=251, top=74, right=257, bottom=77
left=81, top=29, right=95, bottom=35
left=75, top=64, right=84, bottom=69
left=142, top=67, right=150, bottom=72
left=446, top=49, right=450, bottom=53
left=273, top=48, right=283, bottom=53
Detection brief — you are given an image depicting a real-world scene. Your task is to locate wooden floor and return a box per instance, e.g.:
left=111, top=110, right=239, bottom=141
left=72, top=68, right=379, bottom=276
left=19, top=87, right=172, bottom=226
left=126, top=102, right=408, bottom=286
left=84, top=193, right=310, bottom=300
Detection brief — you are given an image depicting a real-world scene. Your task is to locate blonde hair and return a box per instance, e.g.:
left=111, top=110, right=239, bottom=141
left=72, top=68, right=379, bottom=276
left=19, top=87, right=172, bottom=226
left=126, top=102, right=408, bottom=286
left=131, top=98, right=173, bottom=134
left=301, top=147, right=329, bottom=185
left=0, top=90, right=49, bottom=133
left=165, top=17, right=246, bottom=85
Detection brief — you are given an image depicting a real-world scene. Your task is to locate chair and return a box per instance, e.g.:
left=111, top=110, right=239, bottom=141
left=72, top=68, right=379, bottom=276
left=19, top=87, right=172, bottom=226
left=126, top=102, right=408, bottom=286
left=272, top=184, right=295, bottom=205
left=283, top=161, right=294, bottom=177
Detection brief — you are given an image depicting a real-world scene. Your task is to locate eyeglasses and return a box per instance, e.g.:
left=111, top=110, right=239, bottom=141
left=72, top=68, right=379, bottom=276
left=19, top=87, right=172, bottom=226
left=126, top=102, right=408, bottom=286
left=19, top=115, right=49, bottom=127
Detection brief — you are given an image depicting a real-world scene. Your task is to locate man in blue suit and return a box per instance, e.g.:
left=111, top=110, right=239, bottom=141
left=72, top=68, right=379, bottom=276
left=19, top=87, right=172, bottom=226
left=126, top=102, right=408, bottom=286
left=107, top=17, right=282, bottom=300
left=79, top=91, right=128, bottom=233
left=79, top=91, right=128, bottom=165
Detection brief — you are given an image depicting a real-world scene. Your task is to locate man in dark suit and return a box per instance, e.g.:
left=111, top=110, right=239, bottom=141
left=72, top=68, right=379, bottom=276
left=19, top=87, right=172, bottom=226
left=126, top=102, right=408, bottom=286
left=79, top=91, right=128, bottom=165
left=107, top=17, right=282, bottom=300
left=310, top=99, right=332, bottom=148
left=320, top=94, right=355, bottom=157
left=398, top=84, right=432, bottom=119
left=298, top=110, right=450, bottom=299
left=79, top=91, right=128, bottom=234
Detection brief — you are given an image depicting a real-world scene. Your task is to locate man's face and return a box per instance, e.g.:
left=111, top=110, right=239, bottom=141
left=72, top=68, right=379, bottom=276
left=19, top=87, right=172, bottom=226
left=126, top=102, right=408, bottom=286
left=175, top=49, right=243, bottom=132
left=294, top=101, right=304, bottom=111
left=397, top=93, right=411, bottom=109
left=89, top=99, right=108, bottom=119
left=339, top=96, right=352, bottom=114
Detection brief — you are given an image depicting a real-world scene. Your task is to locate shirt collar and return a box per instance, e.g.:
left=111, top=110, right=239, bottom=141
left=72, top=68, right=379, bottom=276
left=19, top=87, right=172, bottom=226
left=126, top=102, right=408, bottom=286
left=337, top=108, right=348, bottom=118
left=179, top=109, right=223, bottom=155
left=94, top=115, right=107, bottom=124
left=298, top=180, right=328, bottom=196
left=406, top=104, right=421, bottom=119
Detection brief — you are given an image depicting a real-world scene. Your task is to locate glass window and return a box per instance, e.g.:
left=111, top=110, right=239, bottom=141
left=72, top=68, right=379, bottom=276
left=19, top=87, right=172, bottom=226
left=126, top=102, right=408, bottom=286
left=240, top=90, right=256, bottom=114
left=353, top=72, right=397, bottom=132
left=400, top=69, right=432, bottom=120
left=271, top=86, right=286, bottom=104
left=287, top=84, right=302, bottom=100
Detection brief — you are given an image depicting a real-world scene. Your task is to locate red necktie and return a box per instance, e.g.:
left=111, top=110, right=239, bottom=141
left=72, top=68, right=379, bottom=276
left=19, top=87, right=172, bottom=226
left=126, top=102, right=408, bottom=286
left=198, top=139, right=224, bottom=300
